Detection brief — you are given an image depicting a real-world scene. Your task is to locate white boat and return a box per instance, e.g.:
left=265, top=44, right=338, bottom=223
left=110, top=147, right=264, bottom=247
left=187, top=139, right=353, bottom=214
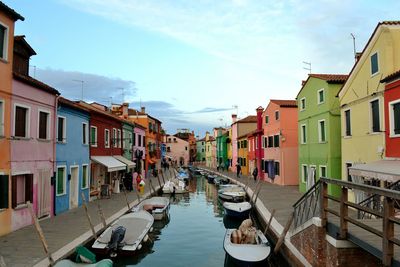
left=218, top=186, right=246, bottom=202
left=162, top=179, right=188, bottom=194
left=223, top=201, right=252, bottom=218
left=92, top=210, right=154, bottom=256
left=132, top=196, right=170, bottom=220
left=224, top=228, right=270, bottom=266
left=54, top=259, right=113, bottom=267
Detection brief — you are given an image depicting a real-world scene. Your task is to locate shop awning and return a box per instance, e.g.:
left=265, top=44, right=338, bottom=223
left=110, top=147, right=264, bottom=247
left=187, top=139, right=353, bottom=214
left=113, top=155, right=136, bottom=169
left=349, top=160, right=400, bottom=182
left=91, top=156, right=126, bottom=172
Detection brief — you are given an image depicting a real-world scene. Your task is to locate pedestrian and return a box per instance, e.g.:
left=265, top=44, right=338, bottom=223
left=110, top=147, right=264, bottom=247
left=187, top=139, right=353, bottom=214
left=236, top=164, right=242, bottom=178
left=136, top=172, right=142, bottom=191
left=252, top=167, right=258, bottom=181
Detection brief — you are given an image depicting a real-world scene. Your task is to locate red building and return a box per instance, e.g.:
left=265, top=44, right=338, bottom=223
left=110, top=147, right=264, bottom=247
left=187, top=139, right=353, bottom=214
left=247, top=107, right=265, bottom=180
left=382, top=71, right=400, bottom=158
left=78, top=102, right=127, bottom=199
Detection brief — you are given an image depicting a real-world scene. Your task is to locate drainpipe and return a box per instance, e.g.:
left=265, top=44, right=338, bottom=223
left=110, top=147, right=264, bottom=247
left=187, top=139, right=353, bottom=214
left=53, top=95, right=59, bottom=216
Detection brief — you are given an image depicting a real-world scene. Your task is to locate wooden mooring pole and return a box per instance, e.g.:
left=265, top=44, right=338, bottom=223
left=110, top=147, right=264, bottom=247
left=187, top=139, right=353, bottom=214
left=274, top=212, right=294, bottom=254
left=160, top=170, right=166, bottom=184
left=157, top=171, right=162, bottom=187
left=264, top=209, right=276, bottom=236
left=27, top=202, right=54, bottom=266
left=0, top=255, right=6, bottom=267
left=96, top=202, right=107, bottom=229
left=81, top=193, right=97, bottom=240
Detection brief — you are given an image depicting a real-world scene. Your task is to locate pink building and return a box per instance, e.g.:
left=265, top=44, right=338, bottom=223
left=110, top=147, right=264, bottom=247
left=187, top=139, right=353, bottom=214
left=262, top=100, right=298, bottom=185
left=164, top=134, right=189, bottom=166
left=10, top=37, right=59, bottom=230
left=133, top=123, right=146, bottom=175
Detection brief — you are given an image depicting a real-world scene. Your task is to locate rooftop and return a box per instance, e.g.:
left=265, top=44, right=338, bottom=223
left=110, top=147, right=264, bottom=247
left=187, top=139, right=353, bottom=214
left=270, top=99, right=297, bottom=108
left=13, top=72, right=60, bottom=95
left=0, top=1, right=24, bottom=21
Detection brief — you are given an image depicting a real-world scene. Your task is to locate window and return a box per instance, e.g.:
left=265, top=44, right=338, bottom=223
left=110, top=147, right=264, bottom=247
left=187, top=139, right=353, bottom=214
left=0, top=100, right=4, bottom=136
left=82, top=123, right=88, bottom=145
left=82, top=165, right=88, bottom=189
left=117, top=129, right=122, bottom=148
left=112, top=128, right=117, bottom=147
left=318, top=89, right=325, bottom=104
left=370, top=99, right=380, bottom=133
left=14, top=105, right=29, bottom=138
left=133, top=133, right=136, bottom=146
left=142, top=136, right=145, bottom=147
left=319, top=165, right=327, bottom=179
left=11, top=174, right=33, bottom=208
left=38, top=111, right=49, bottom=140
left=185, top=146, right=188, bottom=150
left=202, top=148, right=204, bottom=152
left=243, top=140, right=247, bottom=148
left=389, top=100, right=400, bottom=136
left=265, top=116, right=269, bottom=124
left=202, top=142, right=204, bottom=145
left=0, top=174, right=8, bottom=209
left=105, top=129, right=110, bottom=148
left=275, top=111, right=279, bottom=120
left=344, top=109, right=351, bottom=136
left=173, top=138, right=176, bottom=142
left=56, top=166, right=66, bottom=196
left=300, top=98, right=306, bottom=111
left=371, top=52, right=379, bottom=75
left=268, top=136, right=273, bottom=148
left=138, top=134, right=141, bottom=146
left=261, top=159, right=264, bottom=171
left=346, top=163, right=352, bottom=182
left=56, top=116, right=66, bottom=143
left=273, top=135, right=279, bottom=147
left=275, top=161, right=280, bottom=176
left=302, top=165, right=308, bottom=183
left=0, top=23, right=8, bottom=60
left=255, top=138, right=258, bottom=149
left=318, top=120, right=326, bottom=143
left=301, top=124, right=307, bottom=144
left=90, top=126, right=97, bottom=147
left=167, top=146, right=171, bottom=152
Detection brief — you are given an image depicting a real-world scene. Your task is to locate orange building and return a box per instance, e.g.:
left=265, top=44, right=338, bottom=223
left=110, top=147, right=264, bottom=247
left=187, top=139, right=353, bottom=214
left=0, top=2, right=24, bottom=236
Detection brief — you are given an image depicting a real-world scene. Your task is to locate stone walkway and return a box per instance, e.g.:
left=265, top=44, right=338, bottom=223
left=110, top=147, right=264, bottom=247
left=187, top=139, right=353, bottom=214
left=0, top=174, right=168, bottom=267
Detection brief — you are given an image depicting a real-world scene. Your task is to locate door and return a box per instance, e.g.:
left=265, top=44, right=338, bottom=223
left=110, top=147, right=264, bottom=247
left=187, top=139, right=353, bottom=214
left=69, top=166, right=79, bottom=209
left=38, top=169, right=51, bottom=218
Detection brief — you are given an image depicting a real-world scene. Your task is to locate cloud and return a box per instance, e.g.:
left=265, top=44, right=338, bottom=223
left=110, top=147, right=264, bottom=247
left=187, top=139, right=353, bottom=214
left=34, top=67, right=137, bottom=104
left=188, top=107, right=234, bottom=114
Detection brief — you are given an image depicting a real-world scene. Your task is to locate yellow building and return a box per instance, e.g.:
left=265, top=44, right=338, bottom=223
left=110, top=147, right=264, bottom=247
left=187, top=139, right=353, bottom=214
left=205, top=132, right=215, bottom=168
left=339, top=21, right=400, bottom=190
left=227, top=127, right=233, bottom=171
left=237, top=134, right=249, bottom=176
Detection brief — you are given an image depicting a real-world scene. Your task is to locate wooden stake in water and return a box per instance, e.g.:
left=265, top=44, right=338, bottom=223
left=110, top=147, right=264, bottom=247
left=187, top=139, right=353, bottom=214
left=122, top=184, right=131, bottom=210
left=274, top=212, right=294, bottom=254
left=81, top=193, right=97, bottom=239
left=264, top=209, right=276, bottom=236
left=160, top=170, right=166, bottom=183
left=27, top=202, right=54, bottom=266
left=156, top=171, right=162, bottom=188
left=0, top=255, right=7, bottom=267
left=96, top=202, right=107, bottom=229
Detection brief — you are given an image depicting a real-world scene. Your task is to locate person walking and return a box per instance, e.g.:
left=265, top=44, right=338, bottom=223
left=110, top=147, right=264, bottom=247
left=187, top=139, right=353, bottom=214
left=252, top=167, right=258, bottom=181
left=236, top=164, right=242, bottom=178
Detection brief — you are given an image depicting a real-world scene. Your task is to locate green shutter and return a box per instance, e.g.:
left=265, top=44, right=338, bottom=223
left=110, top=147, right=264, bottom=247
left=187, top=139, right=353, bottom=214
left=0, top=175, right=9, bottom=209
left=82, top=166, right=87, bottom=188
left=57, top=168, right=64, bottom=195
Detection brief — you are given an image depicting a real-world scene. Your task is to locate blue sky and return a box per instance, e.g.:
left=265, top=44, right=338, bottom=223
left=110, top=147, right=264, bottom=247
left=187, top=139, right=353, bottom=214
left=4, top=0, right=400, bottom=137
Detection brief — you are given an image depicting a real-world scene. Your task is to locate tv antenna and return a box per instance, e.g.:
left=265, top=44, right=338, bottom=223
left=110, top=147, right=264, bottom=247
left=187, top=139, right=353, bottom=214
left=302, top=61, right=311, bottom=73
left=350, top=33, right=357, bottom=62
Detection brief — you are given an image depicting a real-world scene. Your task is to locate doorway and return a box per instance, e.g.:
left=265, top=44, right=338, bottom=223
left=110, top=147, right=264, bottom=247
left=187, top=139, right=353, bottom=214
left=69, top=166, right=79, bottom=209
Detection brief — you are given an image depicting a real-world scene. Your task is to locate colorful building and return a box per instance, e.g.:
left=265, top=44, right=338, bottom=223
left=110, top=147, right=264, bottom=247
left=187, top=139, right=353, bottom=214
left=297, top=74, right=348, bottom=195
left=0, top=2, right=24, bottom=237
left=237, top=134, right=249, bottom=175
left=11, top=36, right=60, bottom=230
left=205, top=132, right=215, bottom=168
left=122, top=120, right=134, bottom=162
left=248, top=107, right=264, bottom=180
left=227, top=128, right=232, bottom=170
left=55, top=97, right=90, bottom=214
left=164, top=134, right=189, bottom=166
left=231, top=115, right=257, bottom=169
left=133, top=123, right=146, bottom=175
left=174, top=129, right=197, bottom=164
left=196, top=137, right=206, bottom=163
left=262, top=100, right=298, bottom=185
left=216, top=128, right=228, bottom=169
left=339, top=22, right=400, bottom=190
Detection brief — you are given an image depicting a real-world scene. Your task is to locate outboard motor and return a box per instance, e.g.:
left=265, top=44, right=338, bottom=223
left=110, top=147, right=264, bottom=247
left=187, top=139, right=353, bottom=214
left=108, top=226, right=126, bottom=257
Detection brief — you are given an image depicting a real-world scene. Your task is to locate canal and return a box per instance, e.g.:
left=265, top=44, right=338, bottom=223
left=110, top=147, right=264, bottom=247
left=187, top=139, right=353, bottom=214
left=98, top=174, right=286, bottom=267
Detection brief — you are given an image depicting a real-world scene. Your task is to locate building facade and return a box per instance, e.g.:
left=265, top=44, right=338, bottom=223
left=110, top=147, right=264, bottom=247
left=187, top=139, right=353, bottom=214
left=165, top=134, right=190, bottom=166
left=196, top=137, right=206, bottom=162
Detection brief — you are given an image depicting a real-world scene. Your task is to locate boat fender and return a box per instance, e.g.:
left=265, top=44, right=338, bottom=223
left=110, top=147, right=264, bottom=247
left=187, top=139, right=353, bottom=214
left=150, top=227, right=153, bottom=232
left=144, top=234, right=149, bottom=242
left=137, top=244, right=142, bottom=250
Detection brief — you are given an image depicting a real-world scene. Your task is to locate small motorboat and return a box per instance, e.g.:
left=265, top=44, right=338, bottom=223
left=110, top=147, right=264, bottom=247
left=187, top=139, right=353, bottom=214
left=162, top=179, right=188, bottom=194
left=224, top=219, right=271, bottom=266
left=54, top=259, right=113, bottom=267
left=223, top=201, right=252, bottom=218
left=207, top=174, right=217, bottom=184
left=218, top=186, right=247, bottom=202
left=175, top=168, right=190, bottom=181
left=214, top=177, right=230, bottom=186
left=92, top=210, right=154, bottom=256
left=132, top=196, right=170, bottom=221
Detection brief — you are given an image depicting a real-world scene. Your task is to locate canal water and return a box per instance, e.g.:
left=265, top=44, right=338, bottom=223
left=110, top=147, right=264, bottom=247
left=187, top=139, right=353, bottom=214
left=102, top=174, right=284, bottom=267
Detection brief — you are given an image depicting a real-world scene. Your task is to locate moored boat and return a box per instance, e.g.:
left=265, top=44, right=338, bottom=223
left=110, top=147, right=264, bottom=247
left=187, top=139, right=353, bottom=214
left=223, top=201, right=252, bottom=218
left=162, top=179, right=188, bottom=194
left=132, top=196, right=170, bottom=220
left=207, top=174, right=217, bottom=184
left=218, top=186, right=247, bottom=202
left=224, top=219, right=271, bottom=266
left=54, top=259, right=113, bottom=267
left=92, top=210, right=154, bottom=257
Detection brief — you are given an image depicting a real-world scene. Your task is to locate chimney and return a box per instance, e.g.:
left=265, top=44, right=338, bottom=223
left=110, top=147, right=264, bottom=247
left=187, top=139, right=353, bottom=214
left=141, top=106, right=146, bottom=113
left=122, top=103, right=129, bottom=118
left=355, top=52, right=362, bottom=62
left=256, top=106, right=263, bottom=130
left=301, top=80, right=306, bottom=86
left=232, top=114, right=237, bottom=123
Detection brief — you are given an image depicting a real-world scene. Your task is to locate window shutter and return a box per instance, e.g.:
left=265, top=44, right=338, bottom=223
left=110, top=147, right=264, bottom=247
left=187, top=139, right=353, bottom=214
left=39, top=112, right=47, bottom=139
left=15, top=106, right=26, bottom=137
left=0, top=175, right=9, bottom=209
left=26, top=174, right=33, bottom=203
left=12, top=176, right=17, bottom=208
left=371, top=100, right=380, bottom=132
left=393, top=103, right=400, bottom=134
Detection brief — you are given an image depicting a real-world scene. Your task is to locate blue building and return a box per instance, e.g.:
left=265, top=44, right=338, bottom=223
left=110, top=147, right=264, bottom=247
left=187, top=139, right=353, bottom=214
left=55, top=97, right=90, bottom=214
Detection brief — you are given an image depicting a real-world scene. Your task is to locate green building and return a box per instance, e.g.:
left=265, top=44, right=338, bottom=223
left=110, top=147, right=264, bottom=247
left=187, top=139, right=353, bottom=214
left=216, top=128, right=228, bottom=169
left=196, top=137, right=206, bottom=162
left=122, top=121, right=135, bottom=161
left=297, top=74, right=348, bottom=196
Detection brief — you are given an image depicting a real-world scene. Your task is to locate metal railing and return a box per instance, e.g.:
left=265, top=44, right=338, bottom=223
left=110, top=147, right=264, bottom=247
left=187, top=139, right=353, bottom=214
left=293, top=180, right=321, bottom=228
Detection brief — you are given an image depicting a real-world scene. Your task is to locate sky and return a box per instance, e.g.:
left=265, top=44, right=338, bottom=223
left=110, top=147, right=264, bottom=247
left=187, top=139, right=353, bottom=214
left=4, top=0, right=400, bottom=137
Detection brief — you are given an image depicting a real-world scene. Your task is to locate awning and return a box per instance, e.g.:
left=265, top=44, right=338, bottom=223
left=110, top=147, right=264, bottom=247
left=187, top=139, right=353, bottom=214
left=349, top=160, right=400, bottom=182
left=91, top=156, right=126, bottom=172
left=113, top=155, right=136, bottom=169
left=164, top=155, right=173, bottom=159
